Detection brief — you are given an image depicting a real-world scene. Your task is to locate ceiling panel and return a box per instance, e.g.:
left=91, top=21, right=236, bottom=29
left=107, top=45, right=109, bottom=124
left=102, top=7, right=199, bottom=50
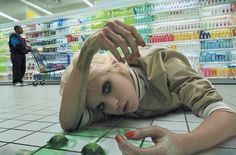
left=0, top=0, right=95, bottom=25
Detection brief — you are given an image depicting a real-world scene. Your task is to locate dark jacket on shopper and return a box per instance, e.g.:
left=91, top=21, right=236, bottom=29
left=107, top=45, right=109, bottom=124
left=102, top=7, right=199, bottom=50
left=9, top=33, right=28, bottom=55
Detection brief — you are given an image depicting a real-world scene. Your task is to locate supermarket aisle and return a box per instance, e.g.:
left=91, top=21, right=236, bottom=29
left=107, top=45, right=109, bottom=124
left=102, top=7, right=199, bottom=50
left=0, top=85, right=235, bottom=155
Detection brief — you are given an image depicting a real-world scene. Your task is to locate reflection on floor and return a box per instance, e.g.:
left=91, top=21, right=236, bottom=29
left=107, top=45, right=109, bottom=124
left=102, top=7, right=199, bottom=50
left=0, top=85, right=235, bottom=155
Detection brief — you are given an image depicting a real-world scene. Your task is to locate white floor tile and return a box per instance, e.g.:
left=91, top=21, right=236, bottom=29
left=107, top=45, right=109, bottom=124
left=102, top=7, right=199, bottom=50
left=40, top=123, right=64, bottom=133
left=0, top=129, right=32, bottom=142
left=188, top=122, right=201, bottom=131
left=185, top=112, right=204, bottom=123
left=155, top=110, right=186, bottom=122
left=0, top=144, right=38, bottom=155
left=14, top=114, right=45, bottom=121
left=34, top=148, right=81, bottom=155
left=152, top=120, right=188, bottom=132
left=15, top=122, right=53, bottom=131
left=90, top=116, right=122, bottom=127
left=217, top=136, right=236, bottom=149
left=15, top=132, right=55, bottom=147
left=0, top=113, right=22, bottom=119
left=97, top=138, right=142, bottom=155
left=0, top=142, right=6, bottom=147
left=118, top=118, right=153, bottom=128
left=0, top=120, right=29, bottom=129
left=196, top=147, right=236, bottom=155
left=30, top=110, right=55, bottom=115
left=0, top=129, right=7, bottom=133
left=36, top=115, right=59, bottom=123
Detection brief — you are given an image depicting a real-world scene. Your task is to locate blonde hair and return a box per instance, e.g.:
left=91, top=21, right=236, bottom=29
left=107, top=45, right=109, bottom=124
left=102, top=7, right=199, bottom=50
left=60, top=52, right=130, bottom=95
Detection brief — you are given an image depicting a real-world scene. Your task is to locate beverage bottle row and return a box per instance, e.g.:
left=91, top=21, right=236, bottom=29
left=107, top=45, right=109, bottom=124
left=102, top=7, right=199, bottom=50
left=134, top=0, right=233, bottom=15
left=124, top=15, right=156, bottom=25
left=146, top=29, right=233, bottom=44
left=200, top=0, right=234, bottom=6
left=200, top=67, right=236, bottom=77
left=110, top=8, right=134, bottom=18
left=200, top=39, right=234, bottom=49
left=29, top=18, right=80, bottom=31
left=201, top=19, right=231, bottom=29
left=57, top=44, right=80, bottom=52
left=41, top=53, right=69, bottom=62
left=27, top=30, right=56, bottom=38
left=199, top=29, right=232, bottom=39
left=149, top=31, right=200, bottom=43
left=136, top=27, right=152, bottom=34
left=153, top=21, right=200, bottom=33
left=153, top=19, right=231, bottom=33
left=26, top=62, right=36, bottom=70
left=31, top=39, right=57, bottom=46
left=158, top=8, right=200, bottom=22
left=200, top=52, right=230, bottom=62
left=33, top=72, right=64, bottom=80
left=170, top=43, right=201, bottom=51
left=134, top=1, right=199, bottom=14
left=210, top=4, right=232, bottom=15
left=150, top=34, right=175, bottom=43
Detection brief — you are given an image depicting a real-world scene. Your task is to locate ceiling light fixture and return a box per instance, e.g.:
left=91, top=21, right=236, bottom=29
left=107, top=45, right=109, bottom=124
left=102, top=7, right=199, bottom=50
left=19, top=0, right=53, bottom=15
left=82, top=0, right=94, bottom=7
left=0, top=11, right=19, bottom=21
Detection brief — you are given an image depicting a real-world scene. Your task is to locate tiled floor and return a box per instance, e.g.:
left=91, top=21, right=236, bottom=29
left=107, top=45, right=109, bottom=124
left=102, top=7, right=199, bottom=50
left=0, top=85, right=235, bottom=155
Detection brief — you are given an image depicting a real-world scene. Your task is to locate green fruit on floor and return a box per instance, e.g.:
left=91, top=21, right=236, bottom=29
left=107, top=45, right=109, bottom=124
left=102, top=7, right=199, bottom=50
left=82, top=143, right=106, bottom=155
left=47, top=134, right=68, bottom=148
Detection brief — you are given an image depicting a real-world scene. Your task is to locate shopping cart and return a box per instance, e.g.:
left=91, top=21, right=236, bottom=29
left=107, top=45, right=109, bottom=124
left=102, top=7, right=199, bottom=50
left=30, top=49, right=71, bottom=86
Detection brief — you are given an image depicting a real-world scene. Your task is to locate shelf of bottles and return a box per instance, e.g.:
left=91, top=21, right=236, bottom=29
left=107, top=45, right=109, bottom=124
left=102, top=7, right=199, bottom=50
left=0, top=31, right=10, bottom=81
left=1, top=0, right=235, bottom=82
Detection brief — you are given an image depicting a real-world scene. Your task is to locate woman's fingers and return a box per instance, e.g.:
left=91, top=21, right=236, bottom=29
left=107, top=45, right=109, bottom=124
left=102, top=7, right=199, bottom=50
left=102, top=27, right=131, bottom=63
left=114, top=20, right=146, bottom=47
left=115, top=135, right=165, bottom=155
left=125, top=125, right=165, bottom=140
left=115, top=135, right=140, bottom=155
left=97, top=32, right=124, bottom=62
left=106, top=21, right=139, bottom=58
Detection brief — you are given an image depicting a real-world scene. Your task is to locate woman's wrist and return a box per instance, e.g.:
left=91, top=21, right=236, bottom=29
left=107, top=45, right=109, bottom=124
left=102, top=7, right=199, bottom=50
left=175, top=133, right=197, bottom=155
left=76, top=44, right=96, bottom=71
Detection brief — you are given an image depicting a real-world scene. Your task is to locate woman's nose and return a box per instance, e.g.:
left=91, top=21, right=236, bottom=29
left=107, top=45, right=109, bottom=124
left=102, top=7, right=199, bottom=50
left=106, top=97, right=121, bottom=111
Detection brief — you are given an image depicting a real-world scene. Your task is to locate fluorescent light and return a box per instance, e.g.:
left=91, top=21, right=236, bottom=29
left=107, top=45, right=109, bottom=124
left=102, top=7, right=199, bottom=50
left=0, top=11, right=19, bottom=21
left=19, top=0, right=53, bottom=15
left=82, top=0, right=94, bottom=7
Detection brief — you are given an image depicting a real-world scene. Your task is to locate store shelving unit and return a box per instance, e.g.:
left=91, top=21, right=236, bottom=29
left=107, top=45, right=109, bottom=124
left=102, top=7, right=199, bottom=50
left=0, top=30, right=11, bottom=81
left=0, top=0, right=235, bottom=84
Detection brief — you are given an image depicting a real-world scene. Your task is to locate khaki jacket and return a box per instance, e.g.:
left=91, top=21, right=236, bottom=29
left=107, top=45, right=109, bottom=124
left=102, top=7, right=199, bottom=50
left=126, top=48, right=223, bottom=118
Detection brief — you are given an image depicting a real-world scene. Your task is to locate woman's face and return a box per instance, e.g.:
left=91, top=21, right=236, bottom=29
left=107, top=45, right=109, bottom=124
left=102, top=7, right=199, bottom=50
left=86, top=71, right=139, bottom=115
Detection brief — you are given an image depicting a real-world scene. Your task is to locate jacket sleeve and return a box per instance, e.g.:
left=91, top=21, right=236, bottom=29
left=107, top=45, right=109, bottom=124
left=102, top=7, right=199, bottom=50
left=10, top=35, right=27, bottom=54
left=163, top=50, right=223, bottom=117
left=74, top=108, right=108, bottom=130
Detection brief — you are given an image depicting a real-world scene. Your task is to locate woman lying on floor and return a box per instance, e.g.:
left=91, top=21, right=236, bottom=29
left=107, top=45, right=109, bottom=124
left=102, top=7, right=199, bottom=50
left=59, top=20, right=236, bottom=155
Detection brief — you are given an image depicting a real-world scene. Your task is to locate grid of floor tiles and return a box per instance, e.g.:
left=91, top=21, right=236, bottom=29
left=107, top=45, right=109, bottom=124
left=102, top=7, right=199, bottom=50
left=0, top=85, right=235, bottom=155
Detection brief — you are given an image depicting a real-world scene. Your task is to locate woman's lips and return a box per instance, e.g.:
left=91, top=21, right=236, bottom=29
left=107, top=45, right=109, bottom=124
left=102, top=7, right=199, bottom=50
left=123, top=101, right=128, bottom=112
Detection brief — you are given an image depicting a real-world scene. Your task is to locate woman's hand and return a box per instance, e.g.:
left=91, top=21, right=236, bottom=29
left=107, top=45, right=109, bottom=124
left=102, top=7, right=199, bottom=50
left=82, top=20, right=146, bottom=64
left=115, top=125, right=187, bottom=155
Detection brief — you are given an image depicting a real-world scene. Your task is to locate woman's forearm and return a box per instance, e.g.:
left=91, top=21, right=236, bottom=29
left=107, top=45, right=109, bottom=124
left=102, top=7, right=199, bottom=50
left=59, top=45, right=94, bottom=131
left=182, top=110, right=236, bottom=154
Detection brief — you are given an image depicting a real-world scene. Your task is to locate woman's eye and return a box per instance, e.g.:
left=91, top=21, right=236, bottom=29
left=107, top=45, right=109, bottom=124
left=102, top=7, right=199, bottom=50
left=97, top=102, right=105, bottom=111
left=102, top=81, right=111, bottom=95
